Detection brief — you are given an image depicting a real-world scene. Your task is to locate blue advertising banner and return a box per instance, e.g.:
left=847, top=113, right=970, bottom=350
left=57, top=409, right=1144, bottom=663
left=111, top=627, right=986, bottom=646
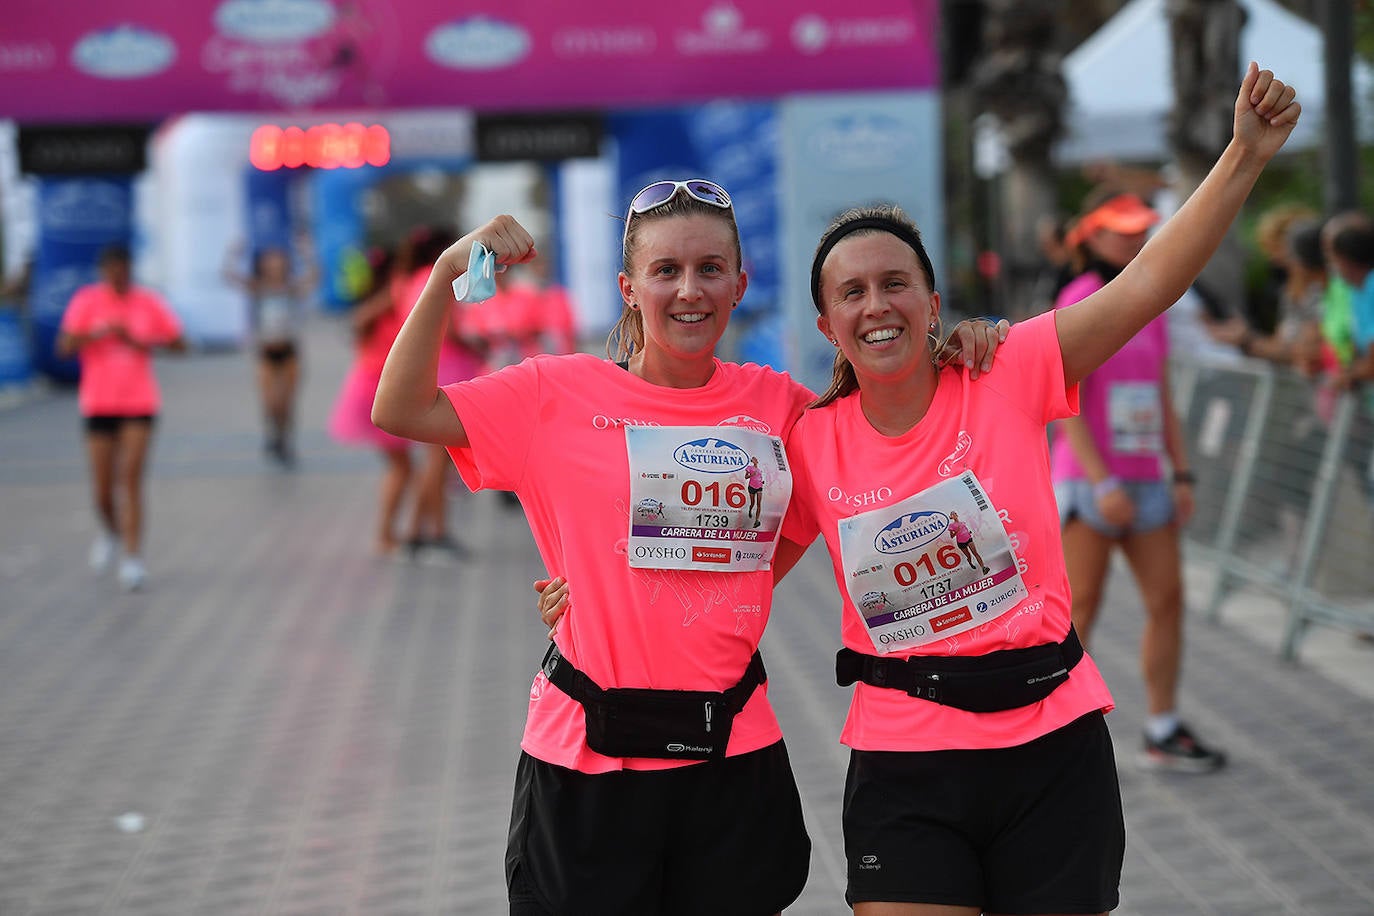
left=308, top=167, right=378, bottom=311
left=30, top=176, right=133, bottom=381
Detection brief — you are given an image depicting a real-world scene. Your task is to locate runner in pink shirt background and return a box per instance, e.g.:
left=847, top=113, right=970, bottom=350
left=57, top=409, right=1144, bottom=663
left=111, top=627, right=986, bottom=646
left=57, top=244, right=186, bottom=591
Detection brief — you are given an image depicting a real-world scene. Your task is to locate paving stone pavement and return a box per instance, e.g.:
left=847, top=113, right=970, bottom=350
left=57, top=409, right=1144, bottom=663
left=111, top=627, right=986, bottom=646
left=1, top=315, right=1372, bottom=915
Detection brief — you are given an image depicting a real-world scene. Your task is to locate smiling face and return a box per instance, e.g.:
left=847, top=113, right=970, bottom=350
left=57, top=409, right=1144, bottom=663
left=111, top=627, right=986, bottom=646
left=618, top=212, right=747, bottom=369
left=816, top=231, right=940, bottom=386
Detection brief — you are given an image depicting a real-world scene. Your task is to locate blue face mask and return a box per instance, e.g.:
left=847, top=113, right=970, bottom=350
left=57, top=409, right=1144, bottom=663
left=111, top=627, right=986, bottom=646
left=451, top=241, right=498, bottom=303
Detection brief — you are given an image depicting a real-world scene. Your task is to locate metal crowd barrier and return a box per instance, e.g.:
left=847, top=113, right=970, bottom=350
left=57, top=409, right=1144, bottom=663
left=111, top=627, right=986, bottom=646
left=1172, top=354, right=1374, bottom=660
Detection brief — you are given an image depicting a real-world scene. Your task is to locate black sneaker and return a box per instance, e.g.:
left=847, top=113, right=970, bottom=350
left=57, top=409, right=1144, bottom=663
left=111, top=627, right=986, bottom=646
left=1137, top=723, right=1227, bottom=773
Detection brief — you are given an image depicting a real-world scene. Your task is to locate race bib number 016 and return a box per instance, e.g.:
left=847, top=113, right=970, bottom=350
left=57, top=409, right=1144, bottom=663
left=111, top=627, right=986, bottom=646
left=837, top=470, right=1027, bottom=653
left=626, top=426, right=793, bottom=571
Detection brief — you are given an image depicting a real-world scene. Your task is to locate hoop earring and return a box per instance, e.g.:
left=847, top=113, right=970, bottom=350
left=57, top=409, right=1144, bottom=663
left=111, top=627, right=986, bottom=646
left=927, top=316, right=946, bottom=367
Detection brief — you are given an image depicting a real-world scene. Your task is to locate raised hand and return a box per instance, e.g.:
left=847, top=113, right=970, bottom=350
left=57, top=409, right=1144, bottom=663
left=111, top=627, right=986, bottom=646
left=1234, top=61, right=1300, bottom=162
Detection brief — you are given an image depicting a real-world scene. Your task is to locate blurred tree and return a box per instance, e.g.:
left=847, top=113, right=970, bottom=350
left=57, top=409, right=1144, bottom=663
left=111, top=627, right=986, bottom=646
left=1166, top=0, right=1249, bottom=319
left=1317, top=0, right=1361, bottom=211
left=969, top=1, right=1067, bottom=318
left=951, top=0, right=1127, bottom=316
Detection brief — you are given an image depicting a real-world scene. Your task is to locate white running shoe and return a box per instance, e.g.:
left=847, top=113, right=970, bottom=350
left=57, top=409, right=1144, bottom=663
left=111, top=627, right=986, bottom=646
left=118, top=556, right=147, bottom=591
left=89, top=533, right=117, bottom=573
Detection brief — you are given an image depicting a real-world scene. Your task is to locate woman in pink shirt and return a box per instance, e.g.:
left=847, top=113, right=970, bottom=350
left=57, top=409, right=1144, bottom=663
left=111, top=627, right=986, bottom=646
left=57, top=244, right=186, bottom=591
left=373, top=180, right=1004, bottom=915
left=777, top=64, right=1297, bottom=916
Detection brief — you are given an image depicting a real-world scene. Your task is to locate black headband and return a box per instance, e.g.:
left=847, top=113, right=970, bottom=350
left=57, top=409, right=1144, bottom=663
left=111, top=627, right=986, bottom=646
left=810, top=216, right=934, bottom=312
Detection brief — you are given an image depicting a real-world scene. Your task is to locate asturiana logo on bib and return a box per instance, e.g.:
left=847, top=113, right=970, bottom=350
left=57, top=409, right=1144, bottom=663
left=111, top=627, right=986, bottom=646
left=874, top=511, right=948, bottom=555
left=673, top=437, right=748, bottom=474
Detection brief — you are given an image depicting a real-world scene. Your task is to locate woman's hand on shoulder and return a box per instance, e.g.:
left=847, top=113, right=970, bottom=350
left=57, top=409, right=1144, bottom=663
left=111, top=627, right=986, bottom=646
left=939, top=317, right=1011, bottom=380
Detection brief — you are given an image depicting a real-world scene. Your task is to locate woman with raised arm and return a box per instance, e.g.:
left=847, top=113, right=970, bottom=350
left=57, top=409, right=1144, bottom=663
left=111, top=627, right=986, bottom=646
left=779, top=63, right=1297, bottom=916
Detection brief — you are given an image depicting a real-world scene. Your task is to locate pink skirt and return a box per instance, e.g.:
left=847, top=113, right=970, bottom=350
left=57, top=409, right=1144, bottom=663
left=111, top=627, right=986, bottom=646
left=328, top=364, right=411, bottom=451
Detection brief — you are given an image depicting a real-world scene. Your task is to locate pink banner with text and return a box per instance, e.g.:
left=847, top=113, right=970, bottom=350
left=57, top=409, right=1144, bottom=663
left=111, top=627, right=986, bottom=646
left=0, top=0, right=938, bottom=122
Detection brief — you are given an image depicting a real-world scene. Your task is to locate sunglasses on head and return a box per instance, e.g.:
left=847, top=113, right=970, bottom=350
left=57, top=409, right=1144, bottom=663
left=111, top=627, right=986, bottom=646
left=628, top=179, right=732, bottom=215
left=623, top=179, right=732, bottom=249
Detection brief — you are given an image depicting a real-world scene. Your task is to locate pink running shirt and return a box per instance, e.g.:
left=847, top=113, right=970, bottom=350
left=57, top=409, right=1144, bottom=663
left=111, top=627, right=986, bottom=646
left=1050, top=271, right=1171, bottom=482
left=443, top=356, right=814, bottom=773
left=947, top=518, right=972, bottom=543
left=783, top=312, right=1115, bottom=752
left=60, top=282, right=182, bottom=417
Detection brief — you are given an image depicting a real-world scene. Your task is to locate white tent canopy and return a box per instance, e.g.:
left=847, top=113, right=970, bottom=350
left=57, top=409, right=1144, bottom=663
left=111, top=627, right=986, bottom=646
left=1058, top=0, right=1372, bottom=163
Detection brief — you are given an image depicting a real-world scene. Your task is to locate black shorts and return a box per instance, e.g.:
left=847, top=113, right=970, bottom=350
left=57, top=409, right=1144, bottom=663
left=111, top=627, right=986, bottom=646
left=844, top=711, right=1124, bottom=913
left=84, top=415, right=155, bottom=436
left=507, top=740, right=810, bottom=916
left=257, top=341, right=298, bottom=364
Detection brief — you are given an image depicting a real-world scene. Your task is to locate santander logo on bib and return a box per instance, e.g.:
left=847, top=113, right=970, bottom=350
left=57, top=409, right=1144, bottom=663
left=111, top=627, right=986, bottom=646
left=874, top=511, right=949, bottom=555
left=673, top=437, right=749, bottom=474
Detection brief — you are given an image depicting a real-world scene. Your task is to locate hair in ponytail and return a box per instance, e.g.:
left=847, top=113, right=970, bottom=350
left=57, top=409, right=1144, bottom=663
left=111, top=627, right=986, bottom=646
left=811, top=349, right=859, bottom=409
